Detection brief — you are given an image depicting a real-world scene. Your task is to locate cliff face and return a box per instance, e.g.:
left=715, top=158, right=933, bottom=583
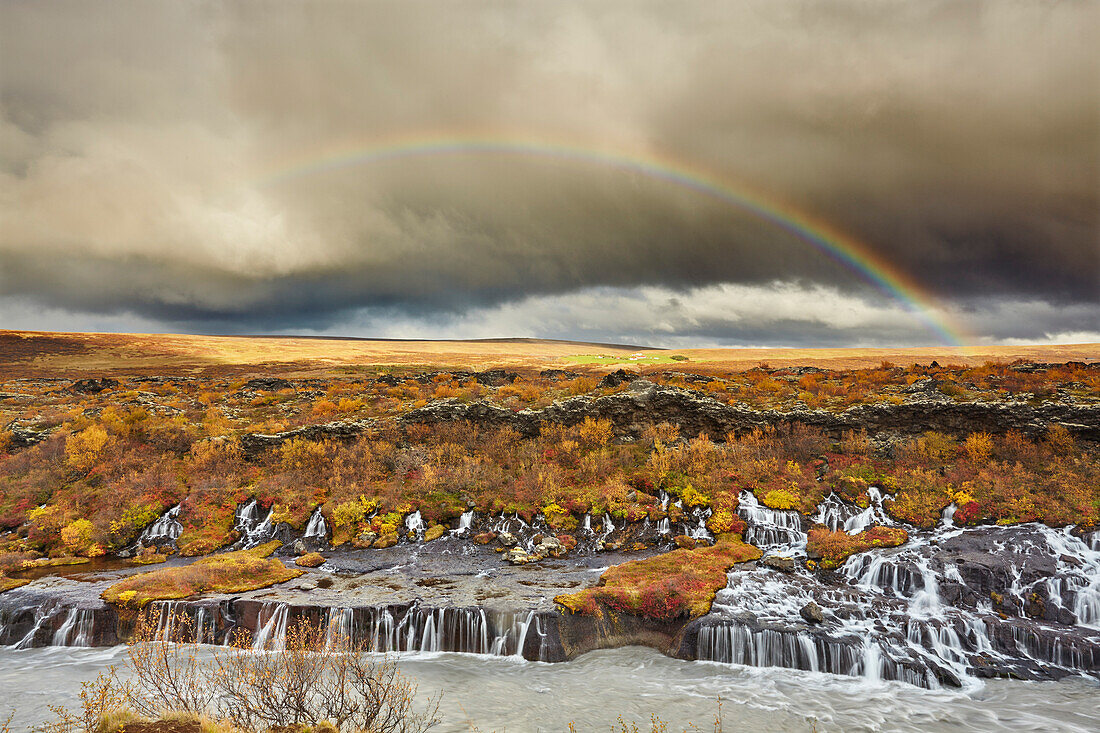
left=401, top=380, right=1100, bottom=443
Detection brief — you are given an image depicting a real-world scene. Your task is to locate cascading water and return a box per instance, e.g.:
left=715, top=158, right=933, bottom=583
left=252, top=603, right=290, bottom=651
left=736, top=490, right=806, bottom=554
left=696, top=490, right=1100, bottom=689
left=140, top=505, right=183, bottom=545
left=452, top=510, right=475, bottom=536
left=811, top=488, right=895, bottom=535
left=686, top=508, right=713, bottom=541
left=319, top=604, right=548, bottom=659
left=404, top=511, right=426, bottom=540
left=304, top=508, right=327, bottom=539
left=51, top=608, right=93, bottom=647
left=234, top=500, right=277, bottom=548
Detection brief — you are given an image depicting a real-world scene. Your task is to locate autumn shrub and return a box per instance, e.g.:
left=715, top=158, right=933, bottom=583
left=556, top=535, right=761, bottom=620
left=807, top=525, right=908, bottom=568
left=41, top=613, right=440, bottom=733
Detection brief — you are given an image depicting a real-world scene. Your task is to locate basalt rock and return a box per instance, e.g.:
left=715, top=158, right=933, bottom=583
left=401, top=381, right=1100, bottom=442
left=68, top=377, right=120, bottom=394
left=243, top=377, right=293, bottom=391
left=239, top=420, right=374, bottom=458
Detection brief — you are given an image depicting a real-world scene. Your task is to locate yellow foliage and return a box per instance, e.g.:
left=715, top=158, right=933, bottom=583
left=763, top=489, right=798, bottom=510
left=279, top=438, right=328, bottom=473
left=963, top=432, right=994, bottom=462
left=577, top=417, right=613, bottom=450
left=66, top=425, right=112, bottom=472
left=332, top=496, right=378, bottom=528
left=680, top=485, right=709, bottom=508
left=61, top=519, right=95, bottom=554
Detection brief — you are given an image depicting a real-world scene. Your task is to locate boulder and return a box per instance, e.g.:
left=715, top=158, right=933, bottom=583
left=372, top=532, right=398, bottom=549
left=424, top=525, right=447, bottom=542
left=799, top=601, right=824, bottom=624
left=295, top=552, right=325, bottom=568
left=763, top=556, right=797, bottom=573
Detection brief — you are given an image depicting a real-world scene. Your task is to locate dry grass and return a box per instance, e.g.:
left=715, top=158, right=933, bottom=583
left=2, top=329, right=1096, bottom=378
left=101, top=542, right=301, bottom=607
left=0, top=574, right=29, bottom=593
left=556, top=534, right=762, bottom=620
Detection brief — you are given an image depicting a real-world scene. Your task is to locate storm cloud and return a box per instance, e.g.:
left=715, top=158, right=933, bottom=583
left=1, top=0, right=1096, bottom=346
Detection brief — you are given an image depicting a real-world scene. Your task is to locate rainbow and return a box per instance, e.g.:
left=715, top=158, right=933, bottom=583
left=258, top=134, right=970, bottom=348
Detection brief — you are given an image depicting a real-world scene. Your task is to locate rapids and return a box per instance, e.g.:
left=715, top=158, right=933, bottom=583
left=0, top=645, right=1096, bottom=732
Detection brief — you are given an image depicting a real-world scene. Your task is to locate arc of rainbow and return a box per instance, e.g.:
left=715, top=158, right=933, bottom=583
left=257, top=135, right=970, bottom=349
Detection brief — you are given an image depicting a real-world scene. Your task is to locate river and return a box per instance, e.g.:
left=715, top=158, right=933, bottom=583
left=1, top=646, right=1097, bottom=732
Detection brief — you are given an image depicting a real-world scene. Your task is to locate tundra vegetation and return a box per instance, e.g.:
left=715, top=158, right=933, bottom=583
left=0, top=360, right=1097, bottom=620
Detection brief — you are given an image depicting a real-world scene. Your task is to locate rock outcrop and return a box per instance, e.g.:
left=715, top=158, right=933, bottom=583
left=401, top=380, right=1100, bottom=442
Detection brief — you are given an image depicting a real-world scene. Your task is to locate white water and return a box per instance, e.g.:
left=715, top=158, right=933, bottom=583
left=140, top=504, right=182, bottom=543
left=1, top=646, right=1096, bottom=732
left=304, top=508, right=328, bottom=539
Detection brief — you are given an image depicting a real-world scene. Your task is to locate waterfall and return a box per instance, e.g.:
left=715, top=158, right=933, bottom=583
left=304, top=508, right=327, bottom=539
left=452, top=511, right=475, bottom=536
left=941, top=503, right=957, bottom=528
left=695, top=621, right=935, bottom=688
left=810, top=488, right=893, bottom=536
left=234, top=500, right=277, bottom=548
left=600, top=514, right=615, bottom=541
left=737, top=491, right=806, bottom=553
left=51, top=608, right=93, bottom=647
left=324, top=607, right=355, bottom=650
left=657, top=517, right=671, bottom=535
left=141, top=505, right=183, bottom=544
left=687, top=508, right=713, bottom=541
left=252, top=603, right=289, bottom=651
left=580, top=514, right=592, bottom=534
left=404, top=511, right=426, bottom=539
left=13, top=605, right=56, bottom=649
left=355, top=605, right=546, bottom=659
left=235, top=500, right=258, bottom=529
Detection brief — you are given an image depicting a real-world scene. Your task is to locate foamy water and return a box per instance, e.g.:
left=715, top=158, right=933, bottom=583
left=1, top=646, right=1097, bottom=732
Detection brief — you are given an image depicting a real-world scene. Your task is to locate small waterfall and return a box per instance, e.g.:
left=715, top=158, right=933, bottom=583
left=253, top=603, right=290, bottom=651
left=13, top=605, right=56, bottom=649
left=304, top=508, right=327, bottom=539
left=737, top=491, right=806, bottom=553
left=580, top=514, right=593, bottom=535
left=234, top=500, right=277, bottom=548
left=451, top=511, right=475, bottom=536
left=150, top=601, right=217, bottom=644
left=600, top=514, right=616, bottom=541
left=51, top=608, right=93, bottom=647
left=687, top=508, right=713, bottom=541
left=324, top=607, right=355, bottom=650
left=941, top=503, right=957, bottom=528
left=657, top=517, right=671, bottom=535
left=235, top=499, right=258, bottom=529
left=695, top=620, right=935, bottom=688
left=141, top=505, right=183, bottom=544
left=811, top=488, right=893, bottom=536
left=404, top=511, right=426, bottom=539
left=353, top=605, right=547, bottom=659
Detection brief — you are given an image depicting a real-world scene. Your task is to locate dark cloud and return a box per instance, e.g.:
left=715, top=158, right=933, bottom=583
left=0, top=0, right=1096, bottom=345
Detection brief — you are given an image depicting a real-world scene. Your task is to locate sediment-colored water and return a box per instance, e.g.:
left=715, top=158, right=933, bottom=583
left=1, top=645, right=1097, bottom=732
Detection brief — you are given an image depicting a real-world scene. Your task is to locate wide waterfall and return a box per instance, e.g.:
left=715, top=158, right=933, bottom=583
left=692, top=489, right=1100, bottom=689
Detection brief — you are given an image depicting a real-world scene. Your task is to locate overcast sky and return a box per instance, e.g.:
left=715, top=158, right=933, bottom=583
left=1, top=0, right=1097, bottom=347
